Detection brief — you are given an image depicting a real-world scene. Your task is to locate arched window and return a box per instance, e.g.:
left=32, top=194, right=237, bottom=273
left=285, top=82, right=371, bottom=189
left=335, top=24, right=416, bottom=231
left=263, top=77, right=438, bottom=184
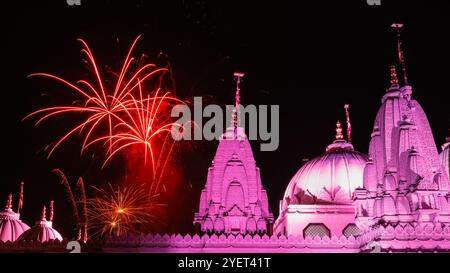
left=343, top=224, right=361, bottom=237
left=303, top=223, right=330, bottom=238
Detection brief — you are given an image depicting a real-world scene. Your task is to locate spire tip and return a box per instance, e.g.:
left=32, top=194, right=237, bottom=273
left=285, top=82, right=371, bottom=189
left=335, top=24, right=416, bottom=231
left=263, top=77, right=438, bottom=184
left=390, top=65, right=399, bottom=85
left=6, top=193, right=12, bottom=209
left=335, top=120, right=344, bottom=141
left=232, top=72, right=245, bottom=138
left=344, top=104, right=352, bottom=143
left=391, top=23, right=409, bottom=86
left=41, top=206, right=47, bottom=221
left=49, top=200, right=54, bottom=222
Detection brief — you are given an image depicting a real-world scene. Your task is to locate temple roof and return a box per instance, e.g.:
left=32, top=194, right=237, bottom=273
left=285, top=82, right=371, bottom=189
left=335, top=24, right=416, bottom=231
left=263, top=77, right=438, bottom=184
left=0, top=208, right=30, bottom=242
left=282, top=139, right=368, bottom=209
left=17, top=206, right=63, bottom=243
left=0, top=194, right=30, bottom=242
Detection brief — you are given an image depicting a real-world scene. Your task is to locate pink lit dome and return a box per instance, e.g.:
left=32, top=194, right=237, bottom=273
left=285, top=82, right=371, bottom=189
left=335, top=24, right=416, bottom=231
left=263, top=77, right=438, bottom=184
left=0, top=194, right=30, bottom=242
left=282, top=122, right=368, bottom=210
left=18, top=204, right=63, bottom=243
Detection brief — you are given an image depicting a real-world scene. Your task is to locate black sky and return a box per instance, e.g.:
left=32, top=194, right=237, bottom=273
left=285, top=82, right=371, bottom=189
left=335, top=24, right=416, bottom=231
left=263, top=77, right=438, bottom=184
left=1, top=0, right=449, bottom=237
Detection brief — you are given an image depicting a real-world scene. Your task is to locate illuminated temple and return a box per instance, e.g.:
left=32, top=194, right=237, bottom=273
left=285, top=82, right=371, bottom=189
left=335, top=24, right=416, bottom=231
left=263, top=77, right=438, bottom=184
left=104, top=24, right=450, bottom=253
left=2, top=24, right=450, bottom=253
left=193, top=73, right=274, bottom=236
left=0, top=184, right=63, bottom=245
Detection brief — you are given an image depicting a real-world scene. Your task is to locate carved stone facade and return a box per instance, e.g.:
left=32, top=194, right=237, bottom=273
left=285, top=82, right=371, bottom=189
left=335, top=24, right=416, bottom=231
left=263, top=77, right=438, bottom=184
left=353, top=82, right=450, bottom=249
left=193, top=127, right=274, bottom=235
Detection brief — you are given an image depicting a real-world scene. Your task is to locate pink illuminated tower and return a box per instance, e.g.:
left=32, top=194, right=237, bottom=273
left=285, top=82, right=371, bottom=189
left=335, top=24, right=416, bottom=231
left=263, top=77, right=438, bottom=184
left=353, top=24, right=450, bottom=251
left=193, top=72, right=274, bottom=235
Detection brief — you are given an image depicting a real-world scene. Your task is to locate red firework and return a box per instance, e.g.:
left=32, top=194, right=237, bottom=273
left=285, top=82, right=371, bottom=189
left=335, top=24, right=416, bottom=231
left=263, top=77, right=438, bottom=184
left=85, top=82, right=183, bottom=174
left=24, top=36, right=184, bottom=173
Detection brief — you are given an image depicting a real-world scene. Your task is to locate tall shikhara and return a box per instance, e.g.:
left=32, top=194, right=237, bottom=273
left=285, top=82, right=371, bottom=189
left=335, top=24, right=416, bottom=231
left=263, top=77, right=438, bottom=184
left=354, top=36, right=450, bottom=250
left=194, top=73, right=274, bottom=235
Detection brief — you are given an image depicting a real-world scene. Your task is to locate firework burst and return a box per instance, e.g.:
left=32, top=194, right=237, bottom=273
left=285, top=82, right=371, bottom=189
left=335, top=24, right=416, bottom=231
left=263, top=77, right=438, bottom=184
left=24, top=35, right=183, bottom=171
left=84, top=80, right=184, bottom=174
left=87, top=183, right=163, bottom=237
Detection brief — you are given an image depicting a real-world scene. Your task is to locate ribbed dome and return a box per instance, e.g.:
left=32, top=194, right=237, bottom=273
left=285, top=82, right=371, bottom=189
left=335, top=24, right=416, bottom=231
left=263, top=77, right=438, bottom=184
left=17, top=219, right=63, bottom=243
left=441, top=138, right=450, bottom=179
left=282, top=140, right=368, bottom=210
left=17, top=206, right=63, bottom=243
left=0, top=208, right=30, bottom=242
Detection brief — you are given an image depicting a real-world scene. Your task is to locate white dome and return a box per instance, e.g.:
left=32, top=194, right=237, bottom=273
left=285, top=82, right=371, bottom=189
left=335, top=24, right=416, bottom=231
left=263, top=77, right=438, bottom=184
left=282, top=140, right=368, bottom=210
left=0, top=208, right=30, bottom=242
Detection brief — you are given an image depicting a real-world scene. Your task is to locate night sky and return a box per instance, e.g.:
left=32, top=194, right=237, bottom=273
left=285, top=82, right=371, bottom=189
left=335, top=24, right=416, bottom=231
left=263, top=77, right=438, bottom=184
left=1, top=0, right=449, bottom=238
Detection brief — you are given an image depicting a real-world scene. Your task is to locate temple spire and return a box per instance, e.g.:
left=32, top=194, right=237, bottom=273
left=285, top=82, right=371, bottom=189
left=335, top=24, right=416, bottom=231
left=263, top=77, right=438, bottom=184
left=6, top=193, right=12, bottom=209
left=233, top=72, right=244, bottom=138
left=390, top=65, right=399, bottom=85
left=17, top=181, right=24, bottom=214
left=344, top=104, right=352, bottom=143
left=41, top=206, right=47, bottom=221
left=49, top=200, right=54, bottom=222
left=391, top=23, right=409, bottom=86
left=335, top=120, right=344, bottom=141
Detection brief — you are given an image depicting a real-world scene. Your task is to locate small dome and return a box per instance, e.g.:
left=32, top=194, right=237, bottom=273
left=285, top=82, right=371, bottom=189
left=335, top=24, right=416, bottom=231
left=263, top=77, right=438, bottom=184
left=440, top=138, right=450, bottom=179
left=17, top=205, right=63, bottom=243
left=17, top=220, right=63, bottom=243
left=282, top=140, right=368, bottom=210
left=0, top=194, right=30, bottom=242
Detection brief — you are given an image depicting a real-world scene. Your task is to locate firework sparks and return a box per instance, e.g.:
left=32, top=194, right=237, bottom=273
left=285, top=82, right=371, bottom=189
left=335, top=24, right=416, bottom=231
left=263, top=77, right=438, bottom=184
left=24, top=36, right=181, bottom=170
left=76, top=177, right=89, bottom=243
left=52, top=169, right=89, bottom=241
left=87, top=183, right=162, bottom=237
left=84, top=81, right=183, bottom=174
left=52, top=169, right=81, bottom=232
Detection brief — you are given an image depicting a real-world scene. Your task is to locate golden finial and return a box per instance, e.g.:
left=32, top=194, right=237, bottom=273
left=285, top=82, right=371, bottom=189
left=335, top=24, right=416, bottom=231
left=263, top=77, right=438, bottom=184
left=390, top=65, right=398, bottom=85
left=49, top=200, right=54, bottom=222
left=41, top=206, right=47, bottom=221
left=335, top=120, right=344, bottom=140
left=6, top=193, right=12, bottom=209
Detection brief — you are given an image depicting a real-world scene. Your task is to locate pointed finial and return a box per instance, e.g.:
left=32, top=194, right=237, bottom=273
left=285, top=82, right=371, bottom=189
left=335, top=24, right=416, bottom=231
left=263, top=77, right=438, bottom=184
left=6, top=193, right=12, bottom=209
left=344, top=104, right=352, bottom=143
left=391, top=23, right=409, bottom=86
left=390, top=65, right=398, bottom=85
left=233, top=72, right=245, bottom=138
left=49, top=200, right=54, bottom=222
left=335, top=120, right=344, bottom=140
left=17, top=181, right=24, bottom=214
left=41, top=206, right=47, bottom=220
